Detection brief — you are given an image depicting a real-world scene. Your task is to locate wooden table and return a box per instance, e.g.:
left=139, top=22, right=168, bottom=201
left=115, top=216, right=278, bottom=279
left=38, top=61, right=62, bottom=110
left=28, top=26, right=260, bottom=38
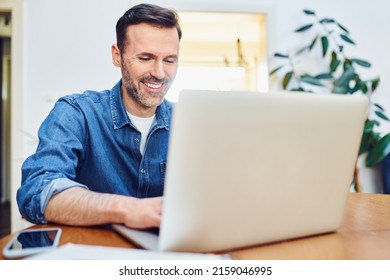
left=1, top=192, right=390, bottom=260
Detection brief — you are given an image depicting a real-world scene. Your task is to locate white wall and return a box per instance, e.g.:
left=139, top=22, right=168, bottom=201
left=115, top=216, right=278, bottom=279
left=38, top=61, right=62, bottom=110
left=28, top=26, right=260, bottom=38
left=10, top=0, right=390, bottom=230
left=22, top=0, right=125, bottom=148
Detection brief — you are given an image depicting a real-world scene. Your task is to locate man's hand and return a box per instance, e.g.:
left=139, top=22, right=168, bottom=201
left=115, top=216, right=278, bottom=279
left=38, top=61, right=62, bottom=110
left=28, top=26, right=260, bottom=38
left=122, top=196, right=163, bottom=229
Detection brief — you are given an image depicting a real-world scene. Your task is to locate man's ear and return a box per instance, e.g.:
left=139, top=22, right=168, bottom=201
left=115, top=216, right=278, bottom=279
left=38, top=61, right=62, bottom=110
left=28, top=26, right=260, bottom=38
left=111, top=44, right=121, bottom=67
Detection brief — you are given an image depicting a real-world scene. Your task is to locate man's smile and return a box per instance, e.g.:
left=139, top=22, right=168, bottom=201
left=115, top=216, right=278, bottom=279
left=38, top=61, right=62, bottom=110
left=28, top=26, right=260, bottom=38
left=143, top=82, right=163, bottom=89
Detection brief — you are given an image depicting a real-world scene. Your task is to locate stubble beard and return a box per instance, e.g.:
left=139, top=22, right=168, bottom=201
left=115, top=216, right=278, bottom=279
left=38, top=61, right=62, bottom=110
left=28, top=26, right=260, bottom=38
left=121, top=66, right=168, bottom=110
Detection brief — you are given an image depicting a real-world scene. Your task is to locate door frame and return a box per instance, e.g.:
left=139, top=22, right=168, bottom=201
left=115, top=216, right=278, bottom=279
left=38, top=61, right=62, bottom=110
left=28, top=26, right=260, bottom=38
left=0, top=0, right=24, bottom=232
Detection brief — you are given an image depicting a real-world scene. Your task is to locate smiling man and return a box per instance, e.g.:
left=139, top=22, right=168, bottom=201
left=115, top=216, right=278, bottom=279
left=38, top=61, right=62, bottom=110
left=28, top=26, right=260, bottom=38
left=17, top=4, right=182, bottom=229
left=113, top=22, right=180, bottom=117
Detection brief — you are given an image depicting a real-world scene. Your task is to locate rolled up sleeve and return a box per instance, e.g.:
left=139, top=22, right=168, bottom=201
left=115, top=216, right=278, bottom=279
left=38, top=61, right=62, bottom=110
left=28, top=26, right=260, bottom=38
left=17, top=98, right=88, bottom=224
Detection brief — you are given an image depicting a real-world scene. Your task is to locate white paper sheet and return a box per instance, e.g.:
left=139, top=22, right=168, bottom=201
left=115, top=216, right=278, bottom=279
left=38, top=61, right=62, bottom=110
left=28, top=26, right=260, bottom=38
left=26, top=243, right=231, bottom=260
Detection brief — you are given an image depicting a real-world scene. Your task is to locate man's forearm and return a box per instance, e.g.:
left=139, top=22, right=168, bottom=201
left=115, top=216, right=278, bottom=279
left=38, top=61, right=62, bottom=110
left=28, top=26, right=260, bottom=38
left=44, top=186, right=125, bottom=226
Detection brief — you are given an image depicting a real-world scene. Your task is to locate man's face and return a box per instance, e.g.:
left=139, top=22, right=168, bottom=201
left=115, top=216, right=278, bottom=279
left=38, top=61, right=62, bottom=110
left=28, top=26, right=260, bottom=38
left=115, top=23, right=180, bottom=116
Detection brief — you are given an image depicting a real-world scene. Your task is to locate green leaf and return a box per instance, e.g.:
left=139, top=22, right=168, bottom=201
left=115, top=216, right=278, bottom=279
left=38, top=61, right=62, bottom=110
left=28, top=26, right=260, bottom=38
left=334, top=67, right=356, bottom=87
left=296, top=45, right=309, bottom=55
left=330, top=51, right=340, bottom=72
left=366, top=133, right=390, bottom=166
left=314, top=73, right=333, bottom=79
left=351, top=58, right=371, bottom=68
left=283, top=71, right=293, bottom=89
left=340, top=34, right=355, bottom=45
left=303, top=9, right=316, bottom=15
left=337, top=23, right=349, bottom=33
left=269, top=65, right=284, bottom=76
left=295, top=24, right=313, bottom=32
left=359, top=81, right=368, bottom=94
left=333, top=86, right=348, bottom=94
left=371, top=77, right=380, bottom=92
left=330, top=60, right=341, bottom=73
left=364, top=120, right=375, bottom=133
left=350, top=80, right=368, bottom=94
left=374, top=103, right=385, bottom=111
left=321, top=36, right=329, bottom=57
left=274, top=53, right=289, bottom=58
left=360, top=130, right=381, bottom=155
left=350, top=79, right=362, bottom=94
left=300, top=74, right=325, bottom=86
left=343, top=59, right=353, bottom=70
left=320, top=18, right=335, bottom=24
left=375, top=111, right=390, bottom=121
left=291, top=87, right=307, bottom=92
left=309, top=36, right=318, bottom=50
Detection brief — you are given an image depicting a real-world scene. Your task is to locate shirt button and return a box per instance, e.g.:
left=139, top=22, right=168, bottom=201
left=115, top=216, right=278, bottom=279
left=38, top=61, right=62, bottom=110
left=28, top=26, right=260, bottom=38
left=134, top=138, right=139, bottom=144
left=140, top=169, right=146, bottom=174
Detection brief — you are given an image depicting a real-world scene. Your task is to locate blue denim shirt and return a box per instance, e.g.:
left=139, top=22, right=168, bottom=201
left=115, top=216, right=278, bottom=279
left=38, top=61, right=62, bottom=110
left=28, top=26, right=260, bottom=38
left=17, top=80, right=172, bottom=224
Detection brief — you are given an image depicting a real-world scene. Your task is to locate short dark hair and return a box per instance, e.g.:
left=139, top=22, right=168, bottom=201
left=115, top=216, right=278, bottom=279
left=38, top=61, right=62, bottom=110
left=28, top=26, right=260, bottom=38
left=116, top=3, right=182, bottom=53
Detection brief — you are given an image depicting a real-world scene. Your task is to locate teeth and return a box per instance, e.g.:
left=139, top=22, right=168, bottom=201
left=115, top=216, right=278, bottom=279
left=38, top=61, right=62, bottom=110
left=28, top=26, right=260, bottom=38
left=145, top=82, right=162, bottom=89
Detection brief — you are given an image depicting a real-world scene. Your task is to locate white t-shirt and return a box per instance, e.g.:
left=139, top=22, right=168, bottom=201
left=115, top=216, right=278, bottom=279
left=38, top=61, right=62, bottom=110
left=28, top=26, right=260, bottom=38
left=127, top=112, right=155, bottom=155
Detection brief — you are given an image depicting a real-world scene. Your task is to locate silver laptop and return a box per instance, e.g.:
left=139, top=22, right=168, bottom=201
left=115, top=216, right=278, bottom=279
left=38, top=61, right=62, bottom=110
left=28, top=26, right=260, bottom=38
left=113, top=89, right=368, bottom=253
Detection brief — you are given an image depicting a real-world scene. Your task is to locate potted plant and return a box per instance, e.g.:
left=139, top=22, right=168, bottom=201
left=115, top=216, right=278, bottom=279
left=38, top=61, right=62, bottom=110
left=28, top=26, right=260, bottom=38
left=269, top=9, right=390, bottom=191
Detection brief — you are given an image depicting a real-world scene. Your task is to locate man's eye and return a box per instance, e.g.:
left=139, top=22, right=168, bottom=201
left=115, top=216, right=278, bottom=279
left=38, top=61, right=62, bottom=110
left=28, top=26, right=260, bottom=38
left=139, top=57, right=151, bottom=62
left=165, top=58, right=177, bottom=64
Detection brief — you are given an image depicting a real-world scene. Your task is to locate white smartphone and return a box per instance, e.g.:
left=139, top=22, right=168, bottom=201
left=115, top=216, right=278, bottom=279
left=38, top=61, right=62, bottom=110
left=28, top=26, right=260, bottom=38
left=2, top=228, right=62, bottom=259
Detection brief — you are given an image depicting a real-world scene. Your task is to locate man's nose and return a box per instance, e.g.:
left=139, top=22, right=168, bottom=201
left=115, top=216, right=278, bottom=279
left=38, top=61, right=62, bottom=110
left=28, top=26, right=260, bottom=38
left=150, top=61, right=165, bottom=80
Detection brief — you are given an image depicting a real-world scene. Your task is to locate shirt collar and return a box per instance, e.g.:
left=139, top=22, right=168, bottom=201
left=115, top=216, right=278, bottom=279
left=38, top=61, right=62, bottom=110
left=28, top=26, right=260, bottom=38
left=110, top=79, right=171, bottom=130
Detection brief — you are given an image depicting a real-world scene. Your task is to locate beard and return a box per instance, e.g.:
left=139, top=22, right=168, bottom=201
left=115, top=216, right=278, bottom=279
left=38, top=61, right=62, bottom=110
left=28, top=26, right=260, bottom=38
left=121, top=63, right=170, bottom=109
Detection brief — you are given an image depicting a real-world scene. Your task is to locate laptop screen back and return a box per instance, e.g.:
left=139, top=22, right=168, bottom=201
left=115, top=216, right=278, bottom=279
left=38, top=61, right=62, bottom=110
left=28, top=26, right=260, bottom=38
left=158, top=90, right=368, bottom=253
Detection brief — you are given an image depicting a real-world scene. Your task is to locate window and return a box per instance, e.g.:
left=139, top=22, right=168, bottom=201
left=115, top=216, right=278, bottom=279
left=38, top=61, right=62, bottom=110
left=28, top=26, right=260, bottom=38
left=167, top=11, right=268, bottom=102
